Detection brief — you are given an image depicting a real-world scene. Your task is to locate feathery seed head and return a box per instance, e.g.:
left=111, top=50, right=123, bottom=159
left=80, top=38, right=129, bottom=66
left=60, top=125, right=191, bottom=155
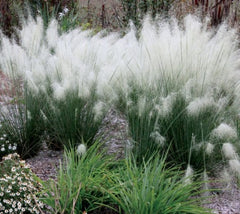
left=46, top=19, right=59, bottom=49
left=20, top=17, right=44, bottom=56
left=150, top=130, right=165, bottom=147
left=186, top=96, right=217, bottom=117
left=93, top=101, right=106, bottom=122
left=229, top=159, right=240, bottom=176
left=184, top=164, right=194, bottom=185
left=52, top=82, right=65, bottom=100
left=76, top=144, right=86, bottom=156
left=222, top=143, right=238, bottom=159
left=157, top=93, right=176, bottom=117
left=27, top=110, right=31, bottom=121
left=211, top=123, right=237, bottom=141
left=205, top=142, right=214, bottom=155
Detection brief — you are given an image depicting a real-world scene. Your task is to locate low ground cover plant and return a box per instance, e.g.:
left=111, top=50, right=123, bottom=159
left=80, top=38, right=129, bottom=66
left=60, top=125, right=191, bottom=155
left=0, top=153, right=45, bottom=214
left=0, top=129, right=17, bottom=160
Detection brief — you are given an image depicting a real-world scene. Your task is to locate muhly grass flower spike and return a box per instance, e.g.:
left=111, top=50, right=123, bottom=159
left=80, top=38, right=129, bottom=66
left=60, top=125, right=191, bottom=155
left=40, top=109, right=47, bottom=121
left=46, top=19, right=59, bottom=49
left=217, top=97, right=229, bottom=111
left=229, top=159, right=240, bottom=176
left=222, top=143, right=238, bottom=159
left=156, top=93, right=177, bottom=118
left=93, top=101, right=106, bottom=122
left=150, top=130, right=166, bottom=147
left=27, top=110, right=32, bottom=120
left=192, top=141, right=204, bottom=152
left=184, top=164, right=194, bottom=185
left=76, top=144, right=87, bottom=156
left=211, top=123, right=237, bottom=141
left=20, top=16, right=44, bottom=56
left=52, top=82, right=66, bottom=100
left=181, top=79, right=194, bottom=102
left=186, top=96, right=217, bottom=117
left=205, top=142, right=214, bottom=155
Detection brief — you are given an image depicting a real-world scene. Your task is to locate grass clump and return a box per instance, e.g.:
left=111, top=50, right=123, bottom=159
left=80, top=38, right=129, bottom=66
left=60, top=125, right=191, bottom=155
left=0, top=16, right=106, bottom=151
left=42, top=90, right=103, bottom=150
left=111, top=15, right=240, bottom=171
left=109, top=154, right=210, bottom=214
left=42, top=143, right=210, bottom=214
left=42, top=142, right=116, bottom=214
left=0, top=87, right=45, bottom=159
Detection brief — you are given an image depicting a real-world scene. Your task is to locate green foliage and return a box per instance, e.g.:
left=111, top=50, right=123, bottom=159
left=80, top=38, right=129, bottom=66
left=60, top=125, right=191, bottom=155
left=110, top=154, right=210, bottom=214
left=126, top=94, right=161, bottom=162
left=120, top=0, right=175, bottom=27
left=39, top=90, right=104, bottom=150
left=36, top=0, right=82, bottom=32
left=0, top=87, right=44, bottom=159
left=124, top=89, right=227, bottom=170
left=41, top=143, right=210, bottom=214
left=42, top=142, right=116, bottom=213
left=0, top=0, right=25, bottom=36
left=26, top=0, right=99, bottom=33
left=158, top=94, right=219, bottom=169
left=0, top=153, right=45, bottom=213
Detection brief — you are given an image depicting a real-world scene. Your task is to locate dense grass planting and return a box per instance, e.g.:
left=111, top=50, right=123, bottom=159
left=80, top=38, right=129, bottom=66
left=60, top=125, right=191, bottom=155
left=1, top=2, right=240, bottom=212
left=1, top=14, right=240, bottom=167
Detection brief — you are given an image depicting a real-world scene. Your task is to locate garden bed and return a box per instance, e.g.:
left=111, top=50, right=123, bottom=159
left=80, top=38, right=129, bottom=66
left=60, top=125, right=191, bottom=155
left=1, top=2, right=240, bottom=212
left=24, top=111, right=240, bottom=214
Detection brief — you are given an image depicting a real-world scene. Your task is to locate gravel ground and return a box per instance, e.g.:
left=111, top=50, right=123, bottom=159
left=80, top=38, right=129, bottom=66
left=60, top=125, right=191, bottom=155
left=25, top=143, right=63, bottom=181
